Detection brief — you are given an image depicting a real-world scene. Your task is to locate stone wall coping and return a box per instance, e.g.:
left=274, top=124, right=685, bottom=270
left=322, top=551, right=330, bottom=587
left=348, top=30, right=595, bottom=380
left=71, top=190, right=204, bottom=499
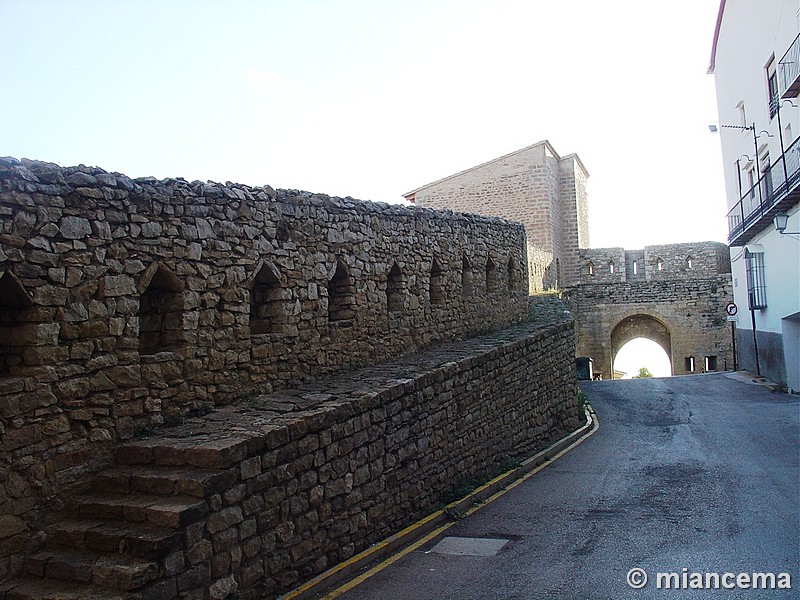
left=120, top=316, right=574, bottom=460
left=0, top=157, right=525, bottom=233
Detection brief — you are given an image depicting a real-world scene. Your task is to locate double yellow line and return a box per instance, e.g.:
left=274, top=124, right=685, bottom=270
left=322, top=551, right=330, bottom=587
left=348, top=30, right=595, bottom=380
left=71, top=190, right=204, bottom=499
left=282, top=407, right=599, bottom=599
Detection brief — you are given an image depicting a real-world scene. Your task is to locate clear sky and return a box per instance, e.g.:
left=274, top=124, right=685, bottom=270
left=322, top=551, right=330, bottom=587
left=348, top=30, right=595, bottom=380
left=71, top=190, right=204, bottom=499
left=2, top=0, right=727, bottom=252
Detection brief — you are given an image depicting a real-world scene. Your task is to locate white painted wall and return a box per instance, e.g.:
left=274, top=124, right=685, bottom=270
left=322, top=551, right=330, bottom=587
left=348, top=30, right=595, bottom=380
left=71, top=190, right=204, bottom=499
left=713, top=0, right=800, bottom=208
left=712, top=0, right=800, bottom=389
left=729, top=207, right=800, bottom=331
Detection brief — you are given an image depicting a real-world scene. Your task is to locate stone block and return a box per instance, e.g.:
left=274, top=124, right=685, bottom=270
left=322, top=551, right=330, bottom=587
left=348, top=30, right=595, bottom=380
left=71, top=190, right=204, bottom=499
left=58, top=215, right=92, bottom=239
left=207, top=506, right=243, bottom=534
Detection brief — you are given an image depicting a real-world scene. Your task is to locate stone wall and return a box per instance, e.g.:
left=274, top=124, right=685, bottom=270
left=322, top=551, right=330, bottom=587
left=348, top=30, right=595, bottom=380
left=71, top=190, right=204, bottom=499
left=404, top=141, right=590, bottom=292
left=577, top=242, right=731, bottom=284
left=0, top=297, right=582, bottom=598
left=0, top=157, right=530, bottom=580
left=568, top=242, right=734, bottom=378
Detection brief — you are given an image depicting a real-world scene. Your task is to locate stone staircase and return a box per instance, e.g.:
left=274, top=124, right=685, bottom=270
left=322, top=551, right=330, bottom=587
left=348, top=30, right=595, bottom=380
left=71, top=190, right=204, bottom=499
left=0, top=433, right=245, bottom=600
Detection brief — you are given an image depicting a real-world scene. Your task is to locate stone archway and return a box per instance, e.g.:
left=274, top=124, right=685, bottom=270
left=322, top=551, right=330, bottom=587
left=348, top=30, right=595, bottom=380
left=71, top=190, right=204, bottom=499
left=610, top=314, right=672, bottom=377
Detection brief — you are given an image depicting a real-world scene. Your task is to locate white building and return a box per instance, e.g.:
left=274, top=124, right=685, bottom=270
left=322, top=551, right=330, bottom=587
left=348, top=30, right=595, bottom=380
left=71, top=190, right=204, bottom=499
left=709, top=0, right=800, bottom=393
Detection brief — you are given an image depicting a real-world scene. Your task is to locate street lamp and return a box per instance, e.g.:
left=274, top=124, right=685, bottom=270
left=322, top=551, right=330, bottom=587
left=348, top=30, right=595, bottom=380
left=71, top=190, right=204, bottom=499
left=773, top=211, right=800, bottom=235
left=710, top=122, right=779, bottom=213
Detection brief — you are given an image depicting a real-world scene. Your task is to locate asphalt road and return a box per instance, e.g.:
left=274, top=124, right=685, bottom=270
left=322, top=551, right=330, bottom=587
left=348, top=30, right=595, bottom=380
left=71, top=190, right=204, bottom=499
left=331, top=373, right=799, bottom=599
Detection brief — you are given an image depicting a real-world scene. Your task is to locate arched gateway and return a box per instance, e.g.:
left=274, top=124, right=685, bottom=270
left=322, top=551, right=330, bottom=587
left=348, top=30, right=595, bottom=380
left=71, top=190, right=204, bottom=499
left=567, top=242, right=734, bottom=380
left=400, top=143, right=734, bottom=382
left=610, top=313, right=672, bottom=376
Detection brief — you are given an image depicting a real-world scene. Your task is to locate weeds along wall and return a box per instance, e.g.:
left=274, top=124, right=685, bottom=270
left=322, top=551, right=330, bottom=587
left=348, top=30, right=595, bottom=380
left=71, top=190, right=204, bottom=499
left=0, top=159, right=529, bottom=550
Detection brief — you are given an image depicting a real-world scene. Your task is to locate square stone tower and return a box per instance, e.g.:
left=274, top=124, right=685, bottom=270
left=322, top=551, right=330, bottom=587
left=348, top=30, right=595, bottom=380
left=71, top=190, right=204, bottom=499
left=404, top=140, right=590, bottom=291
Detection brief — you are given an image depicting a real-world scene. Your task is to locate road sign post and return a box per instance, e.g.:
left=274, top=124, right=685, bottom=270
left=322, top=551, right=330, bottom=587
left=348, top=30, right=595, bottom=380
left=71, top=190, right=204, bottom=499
left=726, top=302, right=738, bottom=371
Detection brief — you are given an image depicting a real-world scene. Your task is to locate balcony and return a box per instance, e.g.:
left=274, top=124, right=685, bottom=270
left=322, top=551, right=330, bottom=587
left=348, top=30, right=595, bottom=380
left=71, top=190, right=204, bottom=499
left=779, top=33, right=800, bottom=98
left=727, top=135, right=800, bottom=246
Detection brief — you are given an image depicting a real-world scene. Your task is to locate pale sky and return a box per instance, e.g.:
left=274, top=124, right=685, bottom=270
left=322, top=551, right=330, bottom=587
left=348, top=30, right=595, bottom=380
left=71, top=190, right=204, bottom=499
left=2, top=0, right=727, bottom=252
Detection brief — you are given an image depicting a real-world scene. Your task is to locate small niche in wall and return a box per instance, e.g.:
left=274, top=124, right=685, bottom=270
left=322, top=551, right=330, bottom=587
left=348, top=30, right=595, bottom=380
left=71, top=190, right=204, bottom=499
left=486, top=257, right=498, bottom=294
left=250, top=264, right=284, bottom=335
left=507, top=257, right=516, bottom=291
left=0, top=272, right=33, bottom=376
left=328, top=259, right=355, bottom=324
left=387, top=262, right=404, bottom=313
left=138, top=264, right=185, bottom=355
left=461, top=255, right=473, bottom=299
left=430, top=258, right=444, bottom=305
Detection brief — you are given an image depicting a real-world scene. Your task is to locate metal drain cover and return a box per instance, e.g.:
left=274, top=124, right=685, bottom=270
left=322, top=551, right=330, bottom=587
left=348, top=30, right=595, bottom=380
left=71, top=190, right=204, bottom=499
left=428, top=537, right=510, bottom=556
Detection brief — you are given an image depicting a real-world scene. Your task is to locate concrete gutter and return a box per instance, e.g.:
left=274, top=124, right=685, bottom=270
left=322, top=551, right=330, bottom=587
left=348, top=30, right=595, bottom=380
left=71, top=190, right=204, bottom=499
left=280, top=405, right=599, bottom=600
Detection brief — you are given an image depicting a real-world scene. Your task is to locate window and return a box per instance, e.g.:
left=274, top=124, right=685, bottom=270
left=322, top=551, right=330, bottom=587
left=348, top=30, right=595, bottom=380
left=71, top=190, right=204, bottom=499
left=737, top=101, right=747, bottom=127
left=587, top=261, right=594, bottom=276
left=328, top=260, right=355, bottom=323
left=744, top=249, right=767, bottom=309
left=387, top=262, right=404, bottom=312
left=767, top=56, right=779, bottom=119
left=632, top=260, right=639, bottom=275
left=686, top=256, right=694, bottom=270
left=746, top=166, right=756, bottom=199
left=656, top=257, right=664, bottom=272
left=250, top=264, right=283, bottom=335
left=685, top=356, right=695, bottom=373
left=704, top=356, right=718, bottom=372
left=139, top=264, right=185, bottom=354
left=759, top=148, right=772, bottom=202
left=429, top=258, right=444, bottom=305
left=485, top=257, right=497, bottom=294
left=461, top=256, right=473, bottom=299
left=0, top=272, right=32, bottom=376
left=609, top=260, right=615, bottom=274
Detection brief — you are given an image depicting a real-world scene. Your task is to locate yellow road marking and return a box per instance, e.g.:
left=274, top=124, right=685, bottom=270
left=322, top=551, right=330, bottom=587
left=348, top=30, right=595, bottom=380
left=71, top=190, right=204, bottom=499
left=317, top=409, right=600, bottom=598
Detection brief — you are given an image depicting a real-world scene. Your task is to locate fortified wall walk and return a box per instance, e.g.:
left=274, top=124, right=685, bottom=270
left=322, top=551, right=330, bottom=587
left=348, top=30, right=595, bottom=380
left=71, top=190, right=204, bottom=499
left=0, top=158, right=582, bottom=599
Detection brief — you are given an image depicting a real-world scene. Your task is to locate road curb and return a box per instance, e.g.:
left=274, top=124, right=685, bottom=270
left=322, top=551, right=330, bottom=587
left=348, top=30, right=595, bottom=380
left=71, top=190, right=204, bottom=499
left=281, top=405, right=599, bottom=600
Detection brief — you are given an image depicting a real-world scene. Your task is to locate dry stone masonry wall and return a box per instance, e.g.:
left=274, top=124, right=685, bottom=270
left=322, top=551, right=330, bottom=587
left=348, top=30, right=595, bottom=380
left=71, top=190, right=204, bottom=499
left=0, top=157, right=532, bottom=584
left=0, top=297, right=580, bottom=599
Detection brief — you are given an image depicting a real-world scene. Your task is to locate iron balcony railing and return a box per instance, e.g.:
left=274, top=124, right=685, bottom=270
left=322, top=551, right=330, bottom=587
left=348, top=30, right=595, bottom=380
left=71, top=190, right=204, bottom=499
left=727, top=135, right=800, bottom=243
left=779, top=33, right=800, bottom=98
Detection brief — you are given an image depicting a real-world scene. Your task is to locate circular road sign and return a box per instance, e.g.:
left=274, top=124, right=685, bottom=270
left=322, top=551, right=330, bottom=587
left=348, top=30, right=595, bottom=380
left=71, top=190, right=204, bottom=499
left=725, top=302, right=738, bottom=316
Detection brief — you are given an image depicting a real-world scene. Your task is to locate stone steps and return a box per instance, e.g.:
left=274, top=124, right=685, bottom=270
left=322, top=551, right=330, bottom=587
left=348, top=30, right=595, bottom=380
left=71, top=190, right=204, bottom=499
left=2, top=453, right=233, bottom=598
left=93, top=465, right=237, bottom=499
left=2, top=431, right=255, bottom=598
left=0, top=577, right=137, bottom=600
left=116, top=435, right=252, bottom=470
left=25, top=546, right=158, bottom=591
left=68, top=492, right=208, bottom=530
left=45, top=518, right=181, bottom=560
